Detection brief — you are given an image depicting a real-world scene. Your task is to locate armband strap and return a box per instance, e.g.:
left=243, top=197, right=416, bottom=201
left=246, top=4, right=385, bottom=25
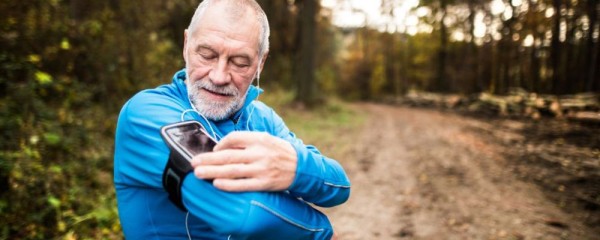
left=162, top=151, right=193, bottom=211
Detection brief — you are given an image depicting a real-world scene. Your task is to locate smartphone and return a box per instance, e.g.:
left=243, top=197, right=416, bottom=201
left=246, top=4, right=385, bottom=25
left=160, top=121, right=217, bottom=162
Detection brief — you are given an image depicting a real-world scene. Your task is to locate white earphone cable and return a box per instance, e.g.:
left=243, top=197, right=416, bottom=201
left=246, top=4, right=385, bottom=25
left=181, top=106, right=220, bottom=141
left=186, top=211, right=192, bottom=240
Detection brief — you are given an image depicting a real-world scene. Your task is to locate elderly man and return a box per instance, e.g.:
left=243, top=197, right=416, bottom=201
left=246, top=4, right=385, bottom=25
left=113, top=0, right=350, bottom=239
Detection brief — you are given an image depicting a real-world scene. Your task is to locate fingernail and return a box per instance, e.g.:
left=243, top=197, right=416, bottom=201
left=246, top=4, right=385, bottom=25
left=195, top=167, right=205, bottom=177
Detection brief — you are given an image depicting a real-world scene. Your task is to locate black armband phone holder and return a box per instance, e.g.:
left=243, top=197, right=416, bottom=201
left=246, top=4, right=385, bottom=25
left=162, top=150, right=193, bottom=211
left=160, top=121, right=217, bottom=212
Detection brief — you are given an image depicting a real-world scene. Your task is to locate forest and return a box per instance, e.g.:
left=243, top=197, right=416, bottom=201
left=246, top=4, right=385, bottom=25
left=1, top=0, right=598, bottom=239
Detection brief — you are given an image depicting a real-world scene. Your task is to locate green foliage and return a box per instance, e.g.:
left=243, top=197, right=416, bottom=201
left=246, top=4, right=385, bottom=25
left=0, top=0, right=186, bottom=238
left=369, top=54, right=387, bottom=97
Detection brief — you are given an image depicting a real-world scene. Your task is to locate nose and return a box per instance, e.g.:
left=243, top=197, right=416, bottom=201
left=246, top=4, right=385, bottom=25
left=208, top=58, right=231, bottom=86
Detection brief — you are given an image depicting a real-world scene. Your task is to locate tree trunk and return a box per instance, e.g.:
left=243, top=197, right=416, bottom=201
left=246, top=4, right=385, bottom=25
left=530, top=43, right=541, bottom=92
left=551, top=0, right=562, bottom=94
left=586, top=0, right=599, bottom=92
left=386, top=34, right=401, bottom=96
left=565, top=0, right=579, bottom=93
left=468, top=0, right=481, bottom=92
left=436, top=0, right=448, bottom=92
left=294, top=0, right=318, bottom=106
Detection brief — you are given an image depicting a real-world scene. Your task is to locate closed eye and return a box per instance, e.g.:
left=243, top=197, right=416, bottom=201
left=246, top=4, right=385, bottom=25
left=230, top=57, right=250, bottom=68
left=196, top=46, right=217, bottom=60
left=199, top=52, right=216, bottom=60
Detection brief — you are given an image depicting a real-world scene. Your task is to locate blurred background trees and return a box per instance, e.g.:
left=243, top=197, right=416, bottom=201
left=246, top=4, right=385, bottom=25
left=329, top=0, right=599, bottom=97
left=0, top=0, right=598, bottom=238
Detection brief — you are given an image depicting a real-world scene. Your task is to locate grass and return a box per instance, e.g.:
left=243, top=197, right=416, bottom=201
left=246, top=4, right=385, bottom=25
left=259, top=89, right=366, bottom=159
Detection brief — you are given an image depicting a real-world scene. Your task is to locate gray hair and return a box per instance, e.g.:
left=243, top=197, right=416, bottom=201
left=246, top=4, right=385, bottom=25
left=187, top=0, right=270, bottom=58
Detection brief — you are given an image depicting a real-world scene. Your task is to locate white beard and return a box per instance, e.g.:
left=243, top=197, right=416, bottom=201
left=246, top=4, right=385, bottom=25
left=186, top=79, right=246, bottom=121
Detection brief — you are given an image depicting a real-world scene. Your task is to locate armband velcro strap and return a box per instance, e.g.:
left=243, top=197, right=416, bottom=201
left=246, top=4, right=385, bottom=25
left=162, top=151, right=194, bottom=211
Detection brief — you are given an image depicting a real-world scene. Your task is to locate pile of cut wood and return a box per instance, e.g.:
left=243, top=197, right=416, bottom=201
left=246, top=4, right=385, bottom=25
left=386, top=89, right=600, bottom=123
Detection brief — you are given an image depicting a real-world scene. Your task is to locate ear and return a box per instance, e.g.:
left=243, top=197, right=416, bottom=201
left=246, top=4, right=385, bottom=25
left=258, top=50, right=269, bottom=74
left=183, top=29, right=189, bottom=63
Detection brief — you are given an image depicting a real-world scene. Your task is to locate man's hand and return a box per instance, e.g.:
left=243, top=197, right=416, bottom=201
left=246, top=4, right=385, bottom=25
left=190, top=131, right=297, bottom=192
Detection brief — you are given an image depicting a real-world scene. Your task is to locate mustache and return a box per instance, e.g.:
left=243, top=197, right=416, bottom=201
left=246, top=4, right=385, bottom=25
left=193, top=80, right=239, bottom=96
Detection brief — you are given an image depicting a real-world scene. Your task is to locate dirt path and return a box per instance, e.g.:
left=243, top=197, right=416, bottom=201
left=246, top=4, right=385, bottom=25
left=321, top=104, right=597, bottom=240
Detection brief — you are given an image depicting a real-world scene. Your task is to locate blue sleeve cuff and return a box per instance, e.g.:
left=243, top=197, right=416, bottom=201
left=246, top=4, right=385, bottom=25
left=288, top=141, right=351, bottom=207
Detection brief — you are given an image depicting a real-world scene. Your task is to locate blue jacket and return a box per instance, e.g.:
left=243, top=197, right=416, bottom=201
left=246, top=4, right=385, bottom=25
left=113, top=69, right=351, bottom=239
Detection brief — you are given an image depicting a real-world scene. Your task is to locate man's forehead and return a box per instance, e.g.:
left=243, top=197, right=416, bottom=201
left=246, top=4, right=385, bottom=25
left=192, top=27, right=260, bottom=53
left=192, top=6, right=261, bottom=53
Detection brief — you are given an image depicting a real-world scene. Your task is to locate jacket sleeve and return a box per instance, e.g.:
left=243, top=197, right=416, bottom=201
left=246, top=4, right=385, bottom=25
left=115, top=92, right=335, bottom=239
left=182, top=175, right=334, bottom=239
left=270, top=109, right=351, bottom=207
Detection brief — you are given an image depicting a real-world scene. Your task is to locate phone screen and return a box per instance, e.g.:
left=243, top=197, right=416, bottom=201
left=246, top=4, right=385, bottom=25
left=161, top=121, right=216, bottom=161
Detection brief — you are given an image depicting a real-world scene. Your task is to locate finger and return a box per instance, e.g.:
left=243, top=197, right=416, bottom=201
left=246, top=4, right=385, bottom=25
left=215, top=131, right=269, bottom=151
left=212, top=178, right=269, bottom=192
left=194, top=163, right=258, bottom=180
left=190, top=149, right=251, bottom=167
